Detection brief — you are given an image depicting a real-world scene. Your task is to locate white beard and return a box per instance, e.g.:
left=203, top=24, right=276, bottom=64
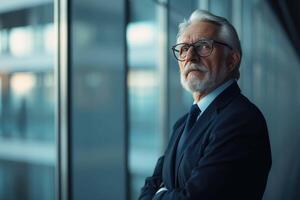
left=180, top=63, right=226, bottom=93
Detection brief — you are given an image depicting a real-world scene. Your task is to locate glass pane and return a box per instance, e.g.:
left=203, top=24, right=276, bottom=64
left=70, top=0, right=126, bottom=199
left=0, top=1, right=55, bottom=200
left=209, top=0, right=232, bottom=20
left=127, top=0, right=161, bottom=199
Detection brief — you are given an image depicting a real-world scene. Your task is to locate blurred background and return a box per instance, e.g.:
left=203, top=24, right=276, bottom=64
left=0, top=0, right=299, bottom=199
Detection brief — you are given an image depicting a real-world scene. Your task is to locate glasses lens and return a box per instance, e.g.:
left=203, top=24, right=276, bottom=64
left=173, top=44, right=189, bottom=60
left=195, top=41, right=212, bottom=57
left=172, top=40, right=214, bottom=61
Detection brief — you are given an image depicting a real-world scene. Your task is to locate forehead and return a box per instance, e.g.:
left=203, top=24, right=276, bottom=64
left=180, top=21, right=220, bottom=43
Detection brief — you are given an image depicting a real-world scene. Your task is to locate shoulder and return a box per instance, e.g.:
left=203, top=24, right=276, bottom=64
left=215, top=93, right=267, bottom=131
left=223, top=93, right=265, bottom=118
left=240, top=95, right=266, bottom=122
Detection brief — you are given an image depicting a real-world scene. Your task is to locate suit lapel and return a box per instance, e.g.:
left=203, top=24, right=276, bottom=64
left=175, top=104, right=217, bottom=183
left=174, top=82, right=241, bottom=186
left=163, top=117, right=186, bottom=188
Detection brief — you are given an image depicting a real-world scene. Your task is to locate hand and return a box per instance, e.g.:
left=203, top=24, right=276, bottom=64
left=153, top=186, right=168, bottom=200
left=155, top=187, right=168, bottom=195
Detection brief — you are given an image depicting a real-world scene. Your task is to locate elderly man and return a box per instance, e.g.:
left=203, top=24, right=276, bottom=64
left=138, top=10, right=272, bottom=200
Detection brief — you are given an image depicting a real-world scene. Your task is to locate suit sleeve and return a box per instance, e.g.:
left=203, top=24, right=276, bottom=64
left=154, top=109, right=272, bottom=200
left=138, top=156, right=165, bottom=200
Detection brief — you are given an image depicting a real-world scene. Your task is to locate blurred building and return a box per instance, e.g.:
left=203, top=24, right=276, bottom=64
left=0, top=0, right=299, bottom=200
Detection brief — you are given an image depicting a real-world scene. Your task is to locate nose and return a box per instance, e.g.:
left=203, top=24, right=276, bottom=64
left=185, top=46, right=199, bottom=63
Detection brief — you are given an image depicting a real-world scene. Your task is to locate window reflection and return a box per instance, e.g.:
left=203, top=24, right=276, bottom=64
left=0, top=1, right=55, bottom=200
left=9, top=27, right=34, bottom=56
left=127, top=1, right=161, bottom=199
left=11, top=73, right=36, bottom=96
left=127, top=22, right=155, bottom=46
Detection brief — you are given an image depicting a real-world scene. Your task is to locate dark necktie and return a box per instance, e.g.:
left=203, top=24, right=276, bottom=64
left=176, top=104, right=200, bottom=164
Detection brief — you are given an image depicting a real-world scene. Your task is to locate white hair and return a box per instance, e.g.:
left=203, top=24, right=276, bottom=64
left=177, top=10, right=242, bottom=79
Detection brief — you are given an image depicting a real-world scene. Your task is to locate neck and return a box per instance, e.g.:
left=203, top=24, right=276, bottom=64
left=192, top=91, right=207, bottom=102
left=192, top=82, right=219, bottom=102
left=192, top=77, right=233, bottom=102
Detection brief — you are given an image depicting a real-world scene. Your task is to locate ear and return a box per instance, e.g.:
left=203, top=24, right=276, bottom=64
left=226, top=51, right=241, bottom=71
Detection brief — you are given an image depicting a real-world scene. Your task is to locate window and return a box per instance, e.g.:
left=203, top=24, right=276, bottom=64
left=0, top=2, right=55, bottom=200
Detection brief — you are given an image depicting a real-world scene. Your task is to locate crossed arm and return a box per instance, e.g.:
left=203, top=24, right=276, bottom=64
left=138, top=155, right=165, bottom=200
left=138, top=111, right=271, bottom=200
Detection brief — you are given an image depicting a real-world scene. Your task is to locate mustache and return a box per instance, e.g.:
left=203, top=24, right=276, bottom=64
left=182, top=63, right=208, bottom=77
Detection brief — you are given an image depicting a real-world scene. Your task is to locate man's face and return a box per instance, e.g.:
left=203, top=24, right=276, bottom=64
left=178, top=21, right=233, bottom=94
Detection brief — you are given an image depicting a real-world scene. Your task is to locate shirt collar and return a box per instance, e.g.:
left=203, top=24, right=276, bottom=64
left=195, top=79, right=235, bottom=114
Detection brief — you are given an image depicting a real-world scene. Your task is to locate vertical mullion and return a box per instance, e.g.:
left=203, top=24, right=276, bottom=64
left=124, top=0, right=130, bottom=199
left=56, top=0, right=70, bottom=199
left=157, top=0, right=169, bottom=151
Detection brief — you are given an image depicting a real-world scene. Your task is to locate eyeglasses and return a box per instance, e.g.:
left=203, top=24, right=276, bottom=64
left=171, top=39, right=233, bottom=61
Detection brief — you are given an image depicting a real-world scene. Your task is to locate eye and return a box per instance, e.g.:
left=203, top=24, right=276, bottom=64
left=180, top=44, right=190, bottom=52
left=198, top=42, right=210, bottom=50
left=195, top=41, right=212, bottom=56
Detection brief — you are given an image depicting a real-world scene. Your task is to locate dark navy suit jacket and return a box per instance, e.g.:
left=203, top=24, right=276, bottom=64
left=139, top=82, right=272, bottom=200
